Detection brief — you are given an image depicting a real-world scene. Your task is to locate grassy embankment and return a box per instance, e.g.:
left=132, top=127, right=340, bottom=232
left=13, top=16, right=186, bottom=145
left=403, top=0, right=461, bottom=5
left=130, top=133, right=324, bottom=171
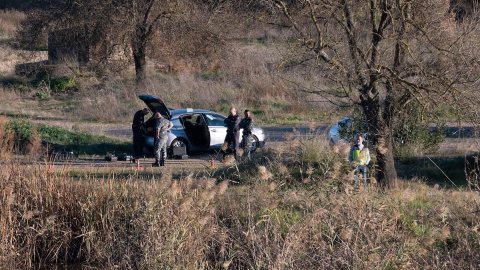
left=0, top=9, right=339, bottom=128
left=4, top=117, right=130, bottom=156
left=2, top=117, right=480, bottom=269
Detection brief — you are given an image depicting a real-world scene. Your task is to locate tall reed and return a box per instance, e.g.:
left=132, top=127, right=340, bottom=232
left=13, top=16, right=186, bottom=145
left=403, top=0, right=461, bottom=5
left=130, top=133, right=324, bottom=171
left=1, top=121, right=480, bottom=269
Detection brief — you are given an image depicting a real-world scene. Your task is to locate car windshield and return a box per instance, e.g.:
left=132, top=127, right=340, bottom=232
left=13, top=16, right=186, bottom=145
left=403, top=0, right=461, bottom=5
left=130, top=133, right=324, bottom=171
left=339, top=118, right=351, bottom=127
left=203, top=113, right=225, bottom=126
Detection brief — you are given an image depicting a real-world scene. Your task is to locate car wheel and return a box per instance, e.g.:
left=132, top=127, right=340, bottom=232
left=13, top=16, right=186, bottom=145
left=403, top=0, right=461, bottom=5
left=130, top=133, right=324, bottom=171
left=250, top=135, right=260, bottom=152
left=170, top=138, right=189, bottom=153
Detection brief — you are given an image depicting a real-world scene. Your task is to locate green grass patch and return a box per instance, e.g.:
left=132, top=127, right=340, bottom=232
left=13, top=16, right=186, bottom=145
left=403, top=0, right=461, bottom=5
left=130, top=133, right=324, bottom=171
left=5, top=119, right=131, bottom=155
left=0, top=75, right=28, bottom=90
left=200, top=71, right=219, bottom=80
left=410, top=197, right=433, bottom=211
left=269, top=100, right=286, bottom=109
left=37, top=123, right=130, bottom=155
left=0, top=37, right=12, bottom=45
left=270, top=208, right=303, bottom=237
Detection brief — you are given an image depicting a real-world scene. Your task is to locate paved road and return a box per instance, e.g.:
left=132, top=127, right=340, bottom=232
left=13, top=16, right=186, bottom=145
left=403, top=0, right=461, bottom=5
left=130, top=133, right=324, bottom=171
left=104, top=125, right=332, bottom=142
left=261, top=126, right=330, bottom=142
left=105, top=124, right=478, bottom=142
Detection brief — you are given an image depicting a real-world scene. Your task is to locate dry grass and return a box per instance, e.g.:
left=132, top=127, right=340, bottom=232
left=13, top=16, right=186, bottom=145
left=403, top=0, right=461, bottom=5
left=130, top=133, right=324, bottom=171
left=1, top=126, right=480, bottom=269
left=0, top=13, right=325, bottom=125
left=1, top=9, right=480, bottom=269
left=0, top=10, right=25, bottom=39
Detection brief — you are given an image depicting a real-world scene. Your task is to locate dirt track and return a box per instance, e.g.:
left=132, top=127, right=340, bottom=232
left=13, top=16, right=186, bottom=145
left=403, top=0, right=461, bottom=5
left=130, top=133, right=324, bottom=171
left=49, top=155, right=216, bottom=173
left=12, top=118, right=480, bottom=172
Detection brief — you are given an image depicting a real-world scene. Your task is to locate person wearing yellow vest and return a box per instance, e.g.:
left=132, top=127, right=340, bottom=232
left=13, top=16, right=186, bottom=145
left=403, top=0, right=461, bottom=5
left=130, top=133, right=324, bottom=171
left=348, top=134, right=370, bottom=191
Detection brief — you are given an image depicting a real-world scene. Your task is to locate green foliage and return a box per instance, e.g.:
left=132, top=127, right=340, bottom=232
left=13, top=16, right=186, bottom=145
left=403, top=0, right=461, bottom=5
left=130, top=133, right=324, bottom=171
left=411, top=224, right=430, bottom=237
left=50, top=75, right=76, bottom=93
left=31, top=74, right=76, bottom=93
left=393, top=102, right=446, bottom=157
left=410, top=197, right=433, bottom=211
left=35, top=90, right=49, bottom=99
left=337, top=113, right=368, bottom=144
left=0, top=38, right=12, bottom=45
left=4, top=119, right=35, bottom=150
left=337, top=103, right=446, bottom=157
left=434, top=237, right=459, bottom=252
left=395, top=156, right=467, bottom=186
left=326, top=87, right=351, bottom=96
left=435, top=106, right=458, bottom=119
left=0, top=75, right=27, bottom=90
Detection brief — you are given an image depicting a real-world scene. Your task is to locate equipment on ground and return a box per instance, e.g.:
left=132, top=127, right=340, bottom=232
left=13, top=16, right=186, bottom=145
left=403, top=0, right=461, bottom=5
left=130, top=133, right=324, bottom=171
left=53, top=148, right=78, bottom=161
left=117, top=153, right=132, bottom=161
left=105, top=153, right=117, bottom=162
left=170, top=146, right=188, bottom=159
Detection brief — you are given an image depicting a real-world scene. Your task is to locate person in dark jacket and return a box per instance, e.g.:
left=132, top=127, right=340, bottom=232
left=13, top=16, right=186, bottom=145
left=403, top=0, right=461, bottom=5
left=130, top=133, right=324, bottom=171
left=223, top=107, right=241, bottom=160
left=132, top=108, right=149, bottom=159
left=239, top=110, right=254, bottom=161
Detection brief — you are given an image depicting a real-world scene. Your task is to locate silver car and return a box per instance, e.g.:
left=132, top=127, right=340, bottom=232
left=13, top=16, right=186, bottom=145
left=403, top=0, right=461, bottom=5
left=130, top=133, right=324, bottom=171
left=139, top=95, right=266, bottom=153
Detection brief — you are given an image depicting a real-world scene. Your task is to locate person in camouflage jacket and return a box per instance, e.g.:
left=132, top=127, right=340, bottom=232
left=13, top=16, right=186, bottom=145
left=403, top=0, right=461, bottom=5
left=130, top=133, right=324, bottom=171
left=239, top=110, right=254, bottom=161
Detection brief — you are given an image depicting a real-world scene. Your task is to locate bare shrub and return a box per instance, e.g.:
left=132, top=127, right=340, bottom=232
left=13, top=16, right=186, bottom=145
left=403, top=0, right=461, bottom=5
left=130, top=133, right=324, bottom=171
left=0, top=160, right=229, bottom=268
left=0, top=10, right=25, bottom=39
left=1, top=125, right=480, bottom=268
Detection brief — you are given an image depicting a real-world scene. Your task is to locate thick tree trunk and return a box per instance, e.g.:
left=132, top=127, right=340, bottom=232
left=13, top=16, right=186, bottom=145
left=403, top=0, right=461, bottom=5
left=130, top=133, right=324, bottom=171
left=131, top=20, right=148, bottom=90
left=363, top=96, right=398, bottom=188
left=375, top=129, right=397, bottom=188
left=133, top=45, right=147, bottom=89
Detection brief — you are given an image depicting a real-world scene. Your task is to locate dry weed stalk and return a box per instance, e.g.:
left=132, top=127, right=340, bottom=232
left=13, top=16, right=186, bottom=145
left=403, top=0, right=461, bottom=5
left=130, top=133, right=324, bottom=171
left=1, top=130, right=480, bottom=269
left=222, top=154, right=235, bottom=165
left=258, top=165, right=273, bottom=180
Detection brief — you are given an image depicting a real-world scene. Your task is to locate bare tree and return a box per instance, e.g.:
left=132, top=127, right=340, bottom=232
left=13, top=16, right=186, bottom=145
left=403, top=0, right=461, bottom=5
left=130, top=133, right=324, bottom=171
left=128, top=0, right=175, bottom=87
left=18, top=0, right=222, bottom=88
left=269, top=0, right=480, bottom=187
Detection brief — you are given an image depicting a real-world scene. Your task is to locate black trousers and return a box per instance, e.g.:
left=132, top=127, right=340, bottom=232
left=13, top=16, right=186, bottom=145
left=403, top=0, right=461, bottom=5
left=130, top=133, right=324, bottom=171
left=224, top=131, right=240, bottom=157
left=133, top=130, right=144, bottom=157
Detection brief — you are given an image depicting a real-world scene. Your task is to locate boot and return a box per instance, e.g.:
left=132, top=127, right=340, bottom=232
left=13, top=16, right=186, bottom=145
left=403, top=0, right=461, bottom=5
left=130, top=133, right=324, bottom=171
left=152, top=159, right=160, bottom=167
left=160, top=149, right=165, bottom=166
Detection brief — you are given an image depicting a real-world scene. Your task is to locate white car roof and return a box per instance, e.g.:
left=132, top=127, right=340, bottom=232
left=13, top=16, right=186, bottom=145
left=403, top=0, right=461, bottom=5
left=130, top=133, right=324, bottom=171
left=170, top=109, right=225, bottom=117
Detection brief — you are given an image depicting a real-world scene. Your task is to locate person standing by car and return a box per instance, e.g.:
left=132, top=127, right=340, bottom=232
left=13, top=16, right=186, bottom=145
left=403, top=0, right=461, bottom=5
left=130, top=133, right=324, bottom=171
left=349, top=134, right=371, bottom=191
left=132, top=108, right=150, bottom=160
left=153, top=111, right=173, bottom=167
left=223, top=107, right=241, bottom=160
left=239, top=110, right=254, bottom=161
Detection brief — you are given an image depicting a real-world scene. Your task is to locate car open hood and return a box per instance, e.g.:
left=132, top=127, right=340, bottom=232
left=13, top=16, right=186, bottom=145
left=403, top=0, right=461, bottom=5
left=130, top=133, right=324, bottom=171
left=138, top=95, right=172, bottom=120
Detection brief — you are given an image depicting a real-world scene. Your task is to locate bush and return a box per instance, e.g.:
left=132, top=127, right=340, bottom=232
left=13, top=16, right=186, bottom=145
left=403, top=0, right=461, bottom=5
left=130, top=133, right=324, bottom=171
left=337, top=104, right=446, bottom=157
left=50, top=75, right=76, bottom=93
left=393, top=102, right=446, bottom=157
left=4, top=119, right=35, bottom=151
